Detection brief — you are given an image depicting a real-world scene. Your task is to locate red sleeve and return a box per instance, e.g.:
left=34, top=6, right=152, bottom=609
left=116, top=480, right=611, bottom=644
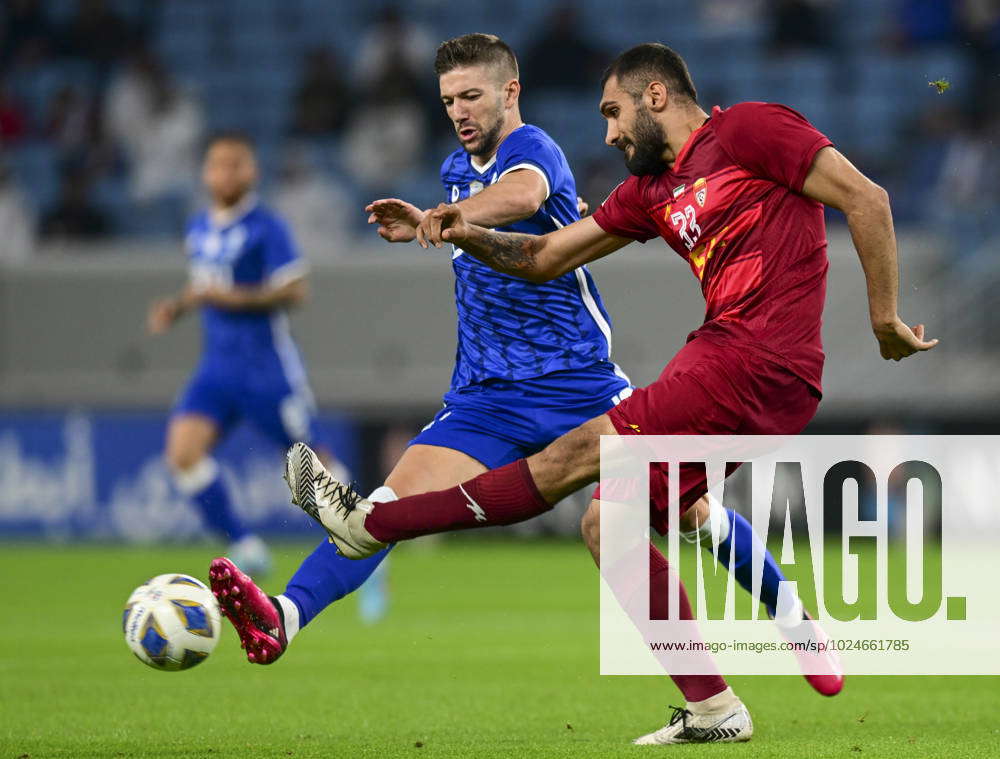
left=591, top=177, right=658, bottom=242
left=713, top=102, right=833, bottom=193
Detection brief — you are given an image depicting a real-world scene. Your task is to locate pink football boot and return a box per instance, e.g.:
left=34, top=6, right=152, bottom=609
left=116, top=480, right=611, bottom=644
left=782, top=610, right=844, bottom=696
left=209, top=557, right=287, bottom=664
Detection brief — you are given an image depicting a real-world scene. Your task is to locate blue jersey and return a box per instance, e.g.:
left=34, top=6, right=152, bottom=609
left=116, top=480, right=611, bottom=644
left=175, top=198, right=318, bottom=445
left=185, top=198, right=308, bottom=362
left=440, top=124, right=618, bottom=389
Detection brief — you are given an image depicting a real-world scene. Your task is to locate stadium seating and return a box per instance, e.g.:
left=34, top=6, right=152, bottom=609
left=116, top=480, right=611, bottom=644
left=1, top=0, right=979, bottom=241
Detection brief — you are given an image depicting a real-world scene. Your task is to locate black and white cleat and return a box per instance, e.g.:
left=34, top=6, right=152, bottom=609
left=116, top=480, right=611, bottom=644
left=283, top=442, right=387, bottom=559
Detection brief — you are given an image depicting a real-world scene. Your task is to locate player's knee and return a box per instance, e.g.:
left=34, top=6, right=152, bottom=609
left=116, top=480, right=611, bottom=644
left=166, top=444, right=202, bottom=474
left=166, top=416, right=217, bottom=474
left=679, top=495, right=710, bottom=532
left=165, top=431, right=216, bottom=491
left=168, top=454, right=219, bottom=495
left=540, top=418, right=602, bottom=475
left=680, top=495, right=732, bottom=547
left=527, top=417, right=607, bottom=503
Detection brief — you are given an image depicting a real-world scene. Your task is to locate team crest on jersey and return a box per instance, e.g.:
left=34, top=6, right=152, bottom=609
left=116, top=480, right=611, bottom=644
left=694, top=177, right=708, bottom=207
left=469, top=180, right=485, bottom=197
left=672, top=184, right=686, bottom=199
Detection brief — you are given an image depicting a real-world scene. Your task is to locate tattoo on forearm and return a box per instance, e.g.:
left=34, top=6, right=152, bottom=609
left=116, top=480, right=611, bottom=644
left=468, top=230, right=539, bottom=274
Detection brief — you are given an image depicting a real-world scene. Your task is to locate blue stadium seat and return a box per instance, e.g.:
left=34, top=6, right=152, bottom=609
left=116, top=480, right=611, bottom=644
left=11, top=0, right=968, bottom=240
left=160, top=1, right=213, bottom=28
left=7, top=61, right=98, bottom=129
left=44, top=0, right=147, bottom=23
left=6, top=142, right=60, bottom=212
left=846, top=51, right=951, bottom=152
left=849, top=92, right=904, bottom=155
left=92, top=174, right=132, bottom=232
left=839, top=0, right=894, bottom=49
left=582, top=0, right=694, bottom=51
left=521, top=91, right=608, bottom=168
left=747, top=54, right=836, bottom=134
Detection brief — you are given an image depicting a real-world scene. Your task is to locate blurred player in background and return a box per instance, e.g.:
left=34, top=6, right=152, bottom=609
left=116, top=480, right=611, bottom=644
left=148, top=132, right=343, bottom=577
left=283, top=43, right=936, bottom=744
left=210, top=34, right=841, bottom=700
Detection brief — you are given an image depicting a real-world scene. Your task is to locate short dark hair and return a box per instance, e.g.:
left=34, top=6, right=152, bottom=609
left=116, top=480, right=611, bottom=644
left=601, top=43, right=697, bottom=103
left=203, top=130, right=255, bottom=155
left=434, top=33, right=519, bottom=81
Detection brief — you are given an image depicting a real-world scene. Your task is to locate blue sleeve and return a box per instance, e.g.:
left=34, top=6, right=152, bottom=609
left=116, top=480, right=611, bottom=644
left=440, top=153, right=455, bottom=183
left=440, top=152, right=462, bottom=202
left=261, top=215, right=307, bottom=285
left=495, top=128, right=564, bottom=200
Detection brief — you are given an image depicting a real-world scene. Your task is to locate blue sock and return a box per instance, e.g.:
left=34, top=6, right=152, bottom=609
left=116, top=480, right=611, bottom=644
left=283, top=539, right=393, bottom=627
left=178, top=460, right=249, bottom=542
left=715, top=509, right=785, bottom=618
left=358, top=556, right=390, bottom=624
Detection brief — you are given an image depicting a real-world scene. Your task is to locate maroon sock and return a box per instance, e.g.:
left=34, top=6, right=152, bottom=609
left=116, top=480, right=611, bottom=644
left=648, top=542, right=728, bottom=703
left=365, top=459, right=552, bottom=543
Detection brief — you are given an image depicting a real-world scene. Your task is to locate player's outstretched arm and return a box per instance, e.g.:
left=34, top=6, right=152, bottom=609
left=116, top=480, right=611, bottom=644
left=801, top=146, right=938, bottom=361
left=372, top=171, right=556, bottom=248
left=193, top=277, right=309, bottom=312
left=421, top=203, right=631, bottom=283
left=149, top=277, right=308, bottom=333
left=366, top=198, right=425, bottom=243
left=147, top=287, right=201, bottom=334
left=413, top=167, right=550, bottom=248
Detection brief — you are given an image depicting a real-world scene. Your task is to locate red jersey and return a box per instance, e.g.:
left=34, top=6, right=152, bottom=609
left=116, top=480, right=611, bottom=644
left=592, top=102, right=832, bottom=394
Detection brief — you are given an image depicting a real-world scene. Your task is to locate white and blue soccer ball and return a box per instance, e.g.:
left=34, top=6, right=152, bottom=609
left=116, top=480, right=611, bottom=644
left=123, top=574, right=221, bottom=671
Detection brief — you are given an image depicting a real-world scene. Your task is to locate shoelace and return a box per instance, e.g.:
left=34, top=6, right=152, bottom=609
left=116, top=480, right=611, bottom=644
left=315, top=474, right=361, bottom=516
left=667, top=705, right=693, bottom=736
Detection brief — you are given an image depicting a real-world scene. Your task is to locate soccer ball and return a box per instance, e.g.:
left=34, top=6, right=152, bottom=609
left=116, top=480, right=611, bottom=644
left=123, top=574, right=221, bottom=671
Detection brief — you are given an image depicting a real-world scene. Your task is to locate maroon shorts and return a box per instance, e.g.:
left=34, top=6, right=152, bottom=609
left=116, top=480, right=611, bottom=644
left=598, top=336, right=820, bottom=535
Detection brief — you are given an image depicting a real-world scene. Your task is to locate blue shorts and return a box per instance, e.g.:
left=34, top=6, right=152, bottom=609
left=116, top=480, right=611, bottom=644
left=172, top=351, right=320, bottom=448
left=410, top=362, right=632, bottom=469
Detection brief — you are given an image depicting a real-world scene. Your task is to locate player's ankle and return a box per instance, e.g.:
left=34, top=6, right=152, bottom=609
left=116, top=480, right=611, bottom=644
left=362, top=485, right=399, bottom=543
left=773, top=589, right=805, bottom=629
left=273, top=594, right=301, bottom=643
left=368, top=484, right=399, bottom=503
left=688, top=686, right=739, bottom=715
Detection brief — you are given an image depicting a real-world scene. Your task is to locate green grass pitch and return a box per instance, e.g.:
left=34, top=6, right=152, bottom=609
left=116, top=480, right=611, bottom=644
left=2, top=540, right=998, bottom=758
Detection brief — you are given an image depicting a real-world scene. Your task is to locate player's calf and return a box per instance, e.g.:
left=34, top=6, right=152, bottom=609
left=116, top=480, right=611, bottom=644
left=287, top=441, right=560, bottom=549
left=679, top=498, right=843, bottom=696
left=581, top=499, right=601, bottom=566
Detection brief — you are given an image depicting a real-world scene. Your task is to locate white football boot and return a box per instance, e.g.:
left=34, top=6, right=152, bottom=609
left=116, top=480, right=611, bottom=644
left=634, top=690, right=753, bottom=745
left=283, top=442, right=387, bottom=559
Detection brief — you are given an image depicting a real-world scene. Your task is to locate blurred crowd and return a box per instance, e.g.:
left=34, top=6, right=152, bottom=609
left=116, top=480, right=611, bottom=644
left=0, top=0, right=997, bottom=270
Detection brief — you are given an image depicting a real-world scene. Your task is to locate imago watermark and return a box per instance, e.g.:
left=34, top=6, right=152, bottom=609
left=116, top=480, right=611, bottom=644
left=598, top=436, right=999, bottom=675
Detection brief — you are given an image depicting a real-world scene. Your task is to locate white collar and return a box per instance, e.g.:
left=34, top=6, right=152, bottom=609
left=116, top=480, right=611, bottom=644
left=210, top=192, right=258, bottom=228
left=469, top=154, right=497, bottom=173
left=468, top=124, right=526, bottom=174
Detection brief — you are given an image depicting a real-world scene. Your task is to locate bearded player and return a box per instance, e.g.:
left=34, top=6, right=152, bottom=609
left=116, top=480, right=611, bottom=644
left=207, top=36, right=827, bottom=693
left=283, top=43, right=937, bottom=744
